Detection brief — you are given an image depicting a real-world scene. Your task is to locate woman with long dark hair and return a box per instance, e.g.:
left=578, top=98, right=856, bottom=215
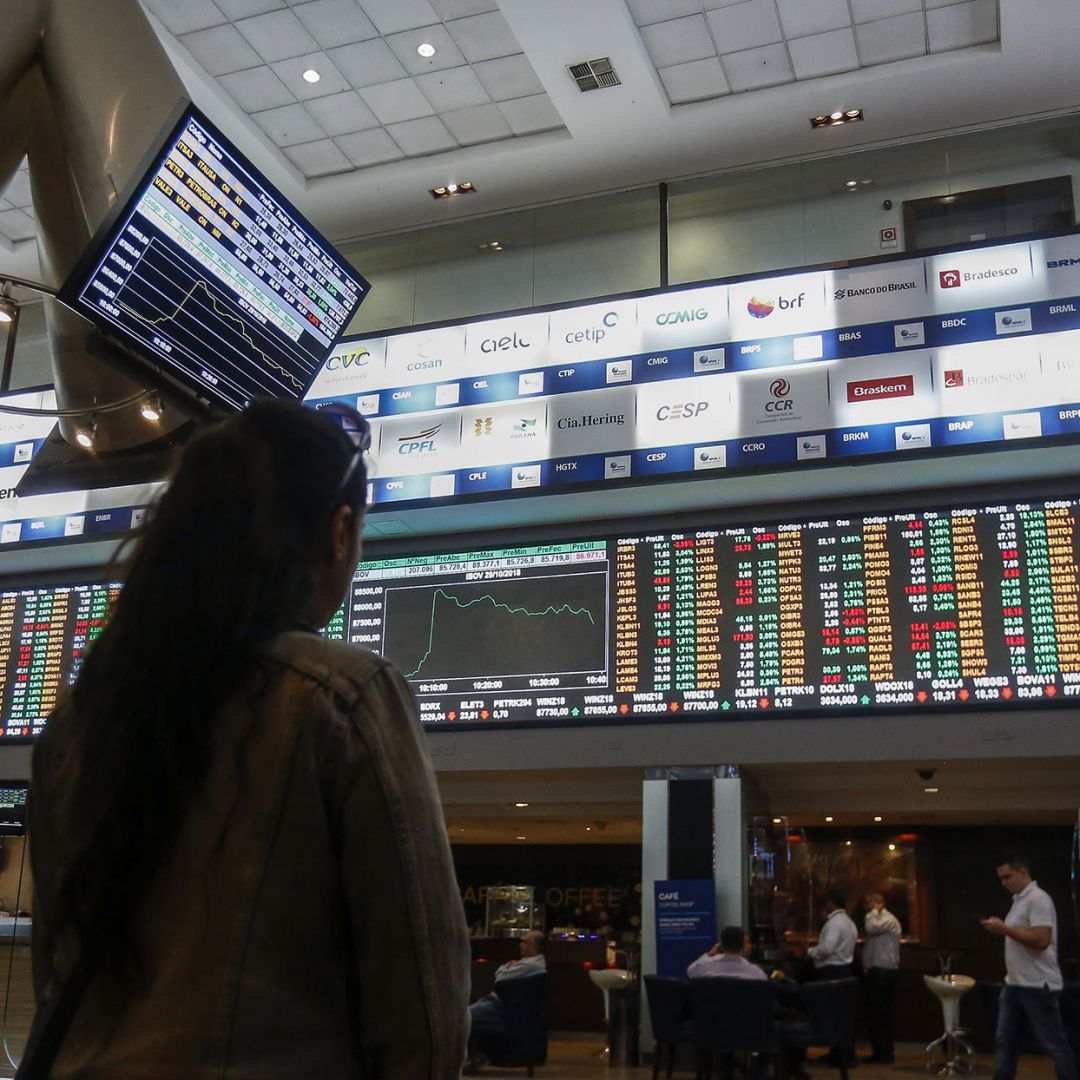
left=24, top=400, right=470, bottom=1077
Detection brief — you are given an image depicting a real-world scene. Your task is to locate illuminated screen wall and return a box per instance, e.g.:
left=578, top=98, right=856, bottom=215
left=4, top=494, right=1079, bottom=737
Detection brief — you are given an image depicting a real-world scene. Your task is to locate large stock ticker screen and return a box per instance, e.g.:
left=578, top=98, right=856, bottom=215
left=60, top=105, right=367, bottom=412
left=2, top=495, right=1079, bottom=736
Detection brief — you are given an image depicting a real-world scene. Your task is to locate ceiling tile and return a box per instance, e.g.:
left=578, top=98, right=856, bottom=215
left=140, top=0, right=226, bottom=35
left=658, top=57, right=731, bottom=103
left=721, top=42, right=793, bottom=91
left=0, top=209, right=35, bottom=243
left=855, top=12, right=926, bottom=64
left=415, top=66, right=491, bottom=110
left=789, top=27, right=859, bottom=79
left=386, top=115, right=459, bottom=155
left=327, top=39, right=407, bottom=86
left=335, top=128, right=405, bottom=167
left=386, top=25, right=468, bottom=75
left=304, top=90, right=379, bottom=135
left=236, top=10, right=318, bottom=61
left=251, top=101, right=326, bottom=145
left=359, top=77, right=436, bottom=124
left=627, top=0, right=707, bottom=25
left=429, top=0, right=497, bottom=16
left=703, top=0, right=756, bottom=6
left=706, top=0, right=783, bottom=54
left=641, top=15, right=716, bottom=69
left=441, top=103, right=511, bottom=145
left=850, top=0, right=921, bottom=21
left=283, top=138, right=353, bottom=177
left=776, top=0, right=851, bottom=38
left=359, top=0, right=440, bottom=35
left=292, top=0, right=378, bottom=49
left=216, top=0, right=284, bottom=17
left=181, top=25, right=263, bottom=75
left=497, top=93, right=562, bottom=136
left=219, top=65, right=296, bottom=112
left=271, top=52, right=351, bottom=98
left=472, top=55, right=542, bottom=101
left=927, top=0, right=998, bottom=51
left=2, top=170, right=32, bottom=209
left=445, top=11, right=520, bottom=63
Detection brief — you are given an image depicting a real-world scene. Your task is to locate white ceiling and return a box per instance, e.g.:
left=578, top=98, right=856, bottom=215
left=4, top=0, right=1080, bottom=272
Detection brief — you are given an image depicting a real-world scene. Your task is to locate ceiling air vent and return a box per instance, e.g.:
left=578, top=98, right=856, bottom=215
left=568, top=57, right=621, bottom=92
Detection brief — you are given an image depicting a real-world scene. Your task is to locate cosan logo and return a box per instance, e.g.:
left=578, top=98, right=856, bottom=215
left=747, top=293, right=805, bottom=318
left=847, top=375, right=914, bottom=402
left=655, top=308, right=708, bottom=326
left=557, top=412, right=625, bottom=429
left=326, top=348, right=370, bottom=370
left=397, top=424, right=442, bottom=454
left=406, top=358, right=443, bottom=372
left=656, top=401, right=709, bottom=420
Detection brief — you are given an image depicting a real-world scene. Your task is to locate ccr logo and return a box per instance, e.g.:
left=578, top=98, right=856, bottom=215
left=766, top=378, right=793, bottom=412
left=656, top=401, right=709, bottom=420
left=398, top=424, right=442, bottom=455
left=326, top=349, right=370, bottom=370
left=770, top=378, right=790, bottom=397
left=655, top=308, right=708, bottom=325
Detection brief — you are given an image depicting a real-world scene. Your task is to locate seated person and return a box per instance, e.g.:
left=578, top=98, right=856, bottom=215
left=469, top=929, right=547, bottom=1025
left=688, top=925, right=767, bottom=980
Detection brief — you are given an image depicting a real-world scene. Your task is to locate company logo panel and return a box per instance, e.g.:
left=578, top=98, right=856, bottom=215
left=548, top=299, right=639, bottom=363
left=458, top=400, right=548, bottom=467
left=732, top=365, right=830, bottom=437
left=927, top=243, right=1034, bottom=314
left=463, top=311, right=550, bottom=374
left=373, top=412, right=462, bottom=476
left=636, top=285, right=729, bottom=352
left=828, top=259, right=927, bottom=323
left=633, top=375, right=732, bottom=449
left=1034, top=236, right=1080, bottom=300
left=305, top=339, right=386, bottom=398
left=830, top=351, right=934, bottom=427
left=548, top=386, right=636, bottom=456
left=933, top=339, right=1044, bottom=415
left=385, top=325, right=467, bottom=387
left=1036, top=330, right=1080, bottom=406
left=728, top=271, right=827, bottom=340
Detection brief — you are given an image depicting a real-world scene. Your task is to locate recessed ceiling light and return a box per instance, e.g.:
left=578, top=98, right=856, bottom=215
left=140, top=395, right=164, bottom=422
left=824, top=815, right=834, bottom=823
left=830, top=111, right=844, bottom=120
left=888, top=843, right=897, bottom=851
left=772, top=817, right=782, bottom=824
left=0, top=305, right=12, bottom=324
left=516, top=835, right=527, bottom=840
left=811, top=108, right=863, bottom=129
left=74, top=420, right=97, bottom=449
left=845, top=840, right=853, bottom=847
left=924, top=786, right=939, bottom=793
left=417, top=42, right=436, bottom=57
left=514, top=802, right=529, bottom=808
left=845, top=180, right=859, bottom=189
left=302, top=68, right=321, bottom=84
left=431, top=181, right=476, bottom=199
left=874, top=815, right=883, bottom=822
left=585, top=826, right=592, bottom=831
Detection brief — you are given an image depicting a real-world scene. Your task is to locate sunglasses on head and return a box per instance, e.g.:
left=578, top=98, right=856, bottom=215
left=315, top=402, right=373, bottom=501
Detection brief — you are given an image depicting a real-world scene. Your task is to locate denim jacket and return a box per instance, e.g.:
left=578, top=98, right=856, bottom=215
left=28, top=632, right=470, bottom=1078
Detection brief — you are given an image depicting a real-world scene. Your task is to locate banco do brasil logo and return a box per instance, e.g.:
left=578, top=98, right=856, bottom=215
left=747, top=296, right=775, bottom=318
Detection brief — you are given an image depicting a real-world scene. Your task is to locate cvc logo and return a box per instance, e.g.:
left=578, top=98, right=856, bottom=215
left=326, top=349, right=370, bottom=370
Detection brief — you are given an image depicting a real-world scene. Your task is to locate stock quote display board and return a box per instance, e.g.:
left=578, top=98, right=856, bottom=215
left=305, top=230, right=1080, bottom=507
left=60, top=105, right=367, bottom=411
left=324, top=496, right=1080, bottom=727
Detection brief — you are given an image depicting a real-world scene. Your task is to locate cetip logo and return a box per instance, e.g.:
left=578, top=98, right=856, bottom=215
left=747, top=296, right=775, bottom=318
left=939, top=269, right=962, bottom=289
left=770, top=378, right=790, bottom=398
left=846, top=375, right=915, bottom=402
left=944, top=369, right=965, bottom=388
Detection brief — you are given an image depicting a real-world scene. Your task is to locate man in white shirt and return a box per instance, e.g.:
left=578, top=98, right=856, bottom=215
left=861, top=892, right=902, bottom=1064
left=688, top=925, right=768, bottom=980
left=468, top=930, right=547, bottom=1025
left=809, top=888, right=857, bottom=979
left=981, top=851, right=1076, bottom=1080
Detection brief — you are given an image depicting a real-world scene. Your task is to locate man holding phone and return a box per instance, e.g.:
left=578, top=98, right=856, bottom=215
left=980, top=851, right=1076, bottom=1080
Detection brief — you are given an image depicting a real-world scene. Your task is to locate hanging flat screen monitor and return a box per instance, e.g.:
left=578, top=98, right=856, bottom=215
left=59, top=103, right=369, bottom=413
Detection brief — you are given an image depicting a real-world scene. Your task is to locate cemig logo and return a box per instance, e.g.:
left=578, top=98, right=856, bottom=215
left=471, top=417, right=493, bottom=437
left=656, top=401, right=709, bottom=421
left=398, top=423, right=442, bottom=454
left=656, top=307, right=708, bottom=326
left=944, top=369, right=965, bottom=388
left=326, top=348, right=370, bottom=370
left=847, top=375, right=915, bottom=402
left=939, top=269, right=962, bottom=289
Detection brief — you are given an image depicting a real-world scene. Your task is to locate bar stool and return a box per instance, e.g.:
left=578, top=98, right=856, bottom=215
left=924, top=973, right=975, bottom=1074
left=588, top=968, right=630, bottom=1060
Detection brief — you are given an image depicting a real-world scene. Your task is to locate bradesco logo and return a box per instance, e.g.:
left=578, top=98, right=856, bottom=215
left=939, top=265, right=1019, bottom=289
left=656, top=401, right=709, bottom=421
left=326, top=348, right=370, bottom=370
left=847, top=375, right=914, bottom=402
left=747, top=293, right=805, bottom=318
left=397, top=424, right=442, bottom=455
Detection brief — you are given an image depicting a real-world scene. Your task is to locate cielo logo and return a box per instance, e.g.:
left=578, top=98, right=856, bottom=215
left=847, top=375, right=914, bottom=402
left=397, top=423, right=442, bottom=454
left=655, top=307, right=708, bottom=326
left=656, top=401, right=709, bottom=421
left=326, top=348, right=370, bottom=370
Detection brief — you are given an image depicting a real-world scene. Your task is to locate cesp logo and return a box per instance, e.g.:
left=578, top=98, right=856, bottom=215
left=939, top=269, right=962, bottom=289
left=326, top=349, right=370, bottom=370
left=847, top=375, right=914, bottom=402
left=656, top=401, right=709, bottom=421
left=655, top=308, right=708, bottom=326
left=397, top=424, right=442, bottom=454
left=944, top=369, right=965, bottom=388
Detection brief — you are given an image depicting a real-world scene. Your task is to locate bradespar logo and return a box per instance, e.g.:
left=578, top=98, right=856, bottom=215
left=747, top=291, right=806, bottom=318
left=557, top=410, right=625, bottom=430
left=939, top=265, right=1019, bottom=289
left=655, top=307, right=709, bottom=326
left=326, top=348, right=370, bottom=370
left=954, top=369, right=1030, bottom=388
left=847, top=375, right=914, bottom=402
left=833, top=281, right=917, bottom=301
left=656, top=401, right=709, bottom=421
left=944, top=369, right=965, bottom=388
left=397, top=424, right=442, bottom=455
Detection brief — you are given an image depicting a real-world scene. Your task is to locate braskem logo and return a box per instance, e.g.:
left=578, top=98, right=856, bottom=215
left=847, top=375, right=914, bottom=402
